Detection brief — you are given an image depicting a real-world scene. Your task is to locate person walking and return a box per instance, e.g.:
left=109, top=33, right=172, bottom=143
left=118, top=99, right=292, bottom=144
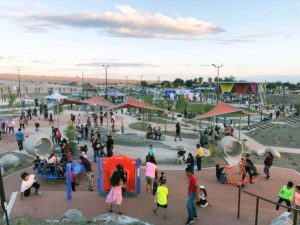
left=196, top=144, right=203, bottom=171
left=19, top=115, right=25, bottom=130
left=276, top=181, right=294, bottom=212
left=8, top=118, right=15, bottom=134
left=49, top=113, right=54, bottom=125
left=263, top=152, right=273, bottom=179
left=15, top=128, right=24, bottom=151
left=32, top=114, right=40, bottom=131
left=105, top=171, right=124, bottom=214
left=186, top=153, right=195, bottom=174
left=185, top=167, right=199, bottom=224
left=174, top=122, right=182, bottom=141
left=92, top=139, right=101, bottom=162
left=106, top=135, right=114, bottom=157
left=144, top=155, right=158, bottom=193
left=152, top=176, right=169, bottom=219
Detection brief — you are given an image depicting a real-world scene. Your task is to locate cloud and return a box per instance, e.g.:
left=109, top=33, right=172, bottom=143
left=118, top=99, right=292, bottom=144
left=0, top=0, right=46, bottom=10
left=75, top=61, right=158, bottom=68
left=1, top=5, right=224, bottom=39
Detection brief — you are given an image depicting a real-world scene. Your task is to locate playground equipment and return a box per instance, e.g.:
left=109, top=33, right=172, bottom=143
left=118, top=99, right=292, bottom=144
left=24, top=134, right=53, bottom=155
left=97, top=155, right=141, bottom=195
left=219, top=136, right=243, bottom=158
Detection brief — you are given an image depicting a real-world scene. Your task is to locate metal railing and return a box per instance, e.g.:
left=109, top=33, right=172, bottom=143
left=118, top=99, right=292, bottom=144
left=237, top=187, right=299, bottom=225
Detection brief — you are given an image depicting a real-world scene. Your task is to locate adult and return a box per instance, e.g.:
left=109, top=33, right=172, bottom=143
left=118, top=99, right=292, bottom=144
left=200, top=130, right=209, bottom=147
left=186, top=153, right=195, bottom=174
left=147, top=125, right=153, bottom=139
left=49, top=113, right=54, bottom=125
left=15, top=128, right=24, bottom=151
left=185, top=167, right=199, bottom=224
left=92, top=139, right=101, bottom=162
left=263, top=152, right=273, bottom=179
left=8, top=118, right=15, bottom=134
left=19, top=115, right=25, bottom=130
left=196, top=144, right=203, bottom=171
left=148, top=144, right=156, bottom=156
left=106, top=135, right=114, bottom=157
left=155, top=127, right=162, bottom=140
left=47, top=152, right=58, bottom=165
left=27, top=108, right=32, bottom=120
left=144, top=155, right=158, bottom=193
left=20, top=172, right=41, bottom=200
left=174, top=122, right=182, bottom=141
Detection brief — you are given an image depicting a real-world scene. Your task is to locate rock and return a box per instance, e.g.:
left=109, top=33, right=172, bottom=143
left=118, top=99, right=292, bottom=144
left=61, top=209, right=86, bottom=223
left=269, top=212, right=292, bottom=225
left=0, top=154, right=21, bottom=170
left=266, top=147, right=281, bottom=159
left=92, top=213, right=152, bottom=225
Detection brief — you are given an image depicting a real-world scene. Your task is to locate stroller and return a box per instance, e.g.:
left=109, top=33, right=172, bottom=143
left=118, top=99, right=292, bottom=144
left=176, top=146, right=186, bottom=165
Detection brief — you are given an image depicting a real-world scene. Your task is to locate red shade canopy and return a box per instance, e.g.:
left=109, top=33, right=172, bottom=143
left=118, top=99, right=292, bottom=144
left=109, top=98, right=162, bottom=111
left=80, top=96, right=114, bottom=107
left=59, top=99, right=82, bottom=105
left=194, top=102, right=251, bottom=120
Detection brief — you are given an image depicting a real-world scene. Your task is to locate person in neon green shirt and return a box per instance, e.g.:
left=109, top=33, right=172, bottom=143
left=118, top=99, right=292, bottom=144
left=276, top=181, right=294, bottom=212
left=153, top=175, right=168, bottom=219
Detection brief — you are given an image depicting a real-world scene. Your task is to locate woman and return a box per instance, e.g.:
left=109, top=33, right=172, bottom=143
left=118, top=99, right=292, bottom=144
left=174, top=122, right=182, bottom=141
left=144, top=155, right=158, bottom=193
left=186, top=153, right=195, bottom=174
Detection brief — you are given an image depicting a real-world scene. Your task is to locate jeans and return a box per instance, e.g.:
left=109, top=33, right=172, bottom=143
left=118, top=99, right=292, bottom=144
left=17, top=140, right=23, bottom=151
left=186, top=193, right=197, bottom=220
left=8, top=127, right=14, bottom=134
left=24, top=182, right=40, bottom=197
left=263, top=165, right=270, bottom=177
left=93, top=149, right=100, bottom=162
left=276, top=197, right=291, bottom=212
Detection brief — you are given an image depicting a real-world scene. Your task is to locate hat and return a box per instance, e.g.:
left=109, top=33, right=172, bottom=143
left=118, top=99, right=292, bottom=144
left=199, top=185, right=205, bottom=189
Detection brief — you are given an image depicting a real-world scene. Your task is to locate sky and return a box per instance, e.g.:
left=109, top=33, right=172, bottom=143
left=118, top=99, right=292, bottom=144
left=0, top=0, right=300, bottom=83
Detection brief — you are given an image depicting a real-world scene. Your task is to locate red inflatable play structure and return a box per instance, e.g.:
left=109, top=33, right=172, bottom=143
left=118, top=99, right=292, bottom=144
left=97, top=155, right=141, bottom=194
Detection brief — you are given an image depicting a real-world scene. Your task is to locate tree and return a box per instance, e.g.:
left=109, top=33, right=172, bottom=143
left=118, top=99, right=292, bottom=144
left=8, top=92, right=17, bottom=113
left=161, top=80, right=171, bottom=88
left=223, top=76, right=236, bottom=82
left=140, top=81, right=148, bottom=87
left=172, top=78, right=185, bottom=87
left=198, top=77, right=203, bottom=85
left=64, top=123, right=78, bottom=155
left=185, top=79, right=194, bottom=88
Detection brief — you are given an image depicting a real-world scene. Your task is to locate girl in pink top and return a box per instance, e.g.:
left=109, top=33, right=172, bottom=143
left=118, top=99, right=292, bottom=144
left=144, top=155, right=158, bottom=193
left=106, top=171, right=124, bottom=214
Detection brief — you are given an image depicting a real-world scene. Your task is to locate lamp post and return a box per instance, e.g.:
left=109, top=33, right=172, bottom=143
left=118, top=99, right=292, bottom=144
left=211, top=64, right=223, bottom=105
left=81, top=72, right=84, bottom=99
left=17, top=69, right=21, bottom=101
left=125, top=75, right=128, bottom=90
left=102, top=65, right=109, bottom=134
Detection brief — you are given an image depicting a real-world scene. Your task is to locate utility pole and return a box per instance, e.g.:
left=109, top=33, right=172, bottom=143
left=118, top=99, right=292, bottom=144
left=211, top=64, right=223, bottom=105
left=102, top=65, right=109, bottom=134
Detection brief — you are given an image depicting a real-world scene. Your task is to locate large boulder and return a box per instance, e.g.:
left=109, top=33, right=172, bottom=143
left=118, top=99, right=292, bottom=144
left=0, top=154, right=21, bottom=169
left=92, top=213, right=152, bottom=225
left=61, top=209, right=86, bottom=223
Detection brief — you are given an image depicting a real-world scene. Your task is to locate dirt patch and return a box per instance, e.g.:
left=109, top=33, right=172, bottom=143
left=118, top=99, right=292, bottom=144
left=246, top=123, right=300, bottom=148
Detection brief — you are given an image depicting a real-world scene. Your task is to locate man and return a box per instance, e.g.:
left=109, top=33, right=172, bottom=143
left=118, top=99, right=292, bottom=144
left=106, top=135, right=114, bottom=157
left=8, top=118, right=15, bottom=134
left=15, top=128, right=24, bottom=151
left=174, top=122, right=182, bottom=141
left=276, top=181, right=294, bottom=212
left=196, top=144, right=203, bottom=171
left=185, top=167, right=199, bottom=224
left=148, top=144, right=156, bottom=156
left=20, top=172, right=42, bottom=200
left=263, top=152, right=273, bottom=179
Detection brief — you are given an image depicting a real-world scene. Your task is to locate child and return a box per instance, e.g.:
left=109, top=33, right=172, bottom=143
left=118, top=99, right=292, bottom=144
left=64, top=168, right=77, bottom=192
left=32, top=155, right=41, bottom=171
left=276, top=181, right=295, bottom=212
left=153, top=172, right=166, bottom=195
left=105, top=171, right=123, bottom=214
left=86, top=168, right=94, bottom=192
left=153, top=175, right=168, bottom=219
left=196, top=185, right=210, bottom=208
left=67, top=150, right=73, bottom=163
left=293, top=185, right=300, bottom=212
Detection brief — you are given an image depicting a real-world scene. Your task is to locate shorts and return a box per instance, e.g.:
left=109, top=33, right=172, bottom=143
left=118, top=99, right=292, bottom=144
left=157, top=203, right=168, bottom=208
left=145, top=176, right=153, bottom=184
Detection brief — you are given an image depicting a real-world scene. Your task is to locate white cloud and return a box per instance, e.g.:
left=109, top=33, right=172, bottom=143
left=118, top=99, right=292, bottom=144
left=1, top=5, right=224, bottom=39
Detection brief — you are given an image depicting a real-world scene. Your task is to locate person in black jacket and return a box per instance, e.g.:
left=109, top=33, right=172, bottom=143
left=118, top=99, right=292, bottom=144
left=263, top=152, right=273, bottom=179
left=106, top=135, right=114, bottom=157
left=174, top=122, right=182, bottom=141
left=186, top=153, right=195, bottom=174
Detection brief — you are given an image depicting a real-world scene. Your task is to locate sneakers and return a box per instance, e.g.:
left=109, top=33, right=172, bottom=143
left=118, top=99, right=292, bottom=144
left=152, top=209, right=157, bottom=215
left=35, top=191, right=42, bottom=196
left=194, top=216, right=199, bottom=220
left=185, top=219, right=194, bottom=224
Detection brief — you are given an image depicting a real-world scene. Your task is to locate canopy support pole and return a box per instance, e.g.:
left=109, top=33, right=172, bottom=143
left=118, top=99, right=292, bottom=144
left=239, top=114, right=241, bottom=141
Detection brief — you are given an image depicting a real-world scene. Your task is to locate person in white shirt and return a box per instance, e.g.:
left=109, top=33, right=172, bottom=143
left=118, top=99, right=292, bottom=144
left=8, top=118, right=15, bottom=134
left=32, top=115, right=40, bottom=131
left=20, top=172, right=41, bottom=200
left=47, top=152, right=58, bottom=165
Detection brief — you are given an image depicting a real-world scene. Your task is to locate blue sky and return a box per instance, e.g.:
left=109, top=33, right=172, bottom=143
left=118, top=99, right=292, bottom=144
left=0, top=0, right=299, bottom=82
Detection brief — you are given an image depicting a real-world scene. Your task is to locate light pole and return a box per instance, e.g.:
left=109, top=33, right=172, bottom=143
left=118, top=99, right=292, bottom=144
left=17, top=69, right=21, bottom=101
left=102, top=65, right=109, bottom=99
left=81, top=72, right=84, bottom=99
left=125, top=75, right=128, bottom=90
left=211, top=64, right=223, bottom=105
left=102, top=65, right=109, bottom=134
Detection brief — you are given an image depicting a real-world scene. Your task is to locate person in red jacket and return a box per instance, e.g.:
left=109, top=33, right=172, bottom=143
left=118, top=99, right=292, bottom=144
left=263, top=152, right=273, bottom=179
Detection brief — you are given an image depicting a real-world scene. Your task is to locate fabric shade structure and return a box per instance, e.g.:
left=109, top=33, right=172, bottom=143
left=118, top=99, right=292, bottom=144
left=80, top=96, right=114, bottom=107
left=59, top=99, right=82, bottom=106
left=194, top=102, right=251, bottom=120
left=45, top=92, right=68, bottom=101
left=108, top=90, right=124, bottom=97
left=109, top=98, right=162, bottom=111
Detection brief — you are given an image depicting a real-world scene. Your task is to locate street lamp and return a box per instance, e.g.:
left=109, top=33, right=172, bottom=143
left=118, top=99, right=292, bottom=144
left=17, top=69, right=21, bottom=101
left=102, top=65, right=109, bottom=99
left=211, top=63, right=223, bottom=105
left=102, top=64, right=109, bottom=134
